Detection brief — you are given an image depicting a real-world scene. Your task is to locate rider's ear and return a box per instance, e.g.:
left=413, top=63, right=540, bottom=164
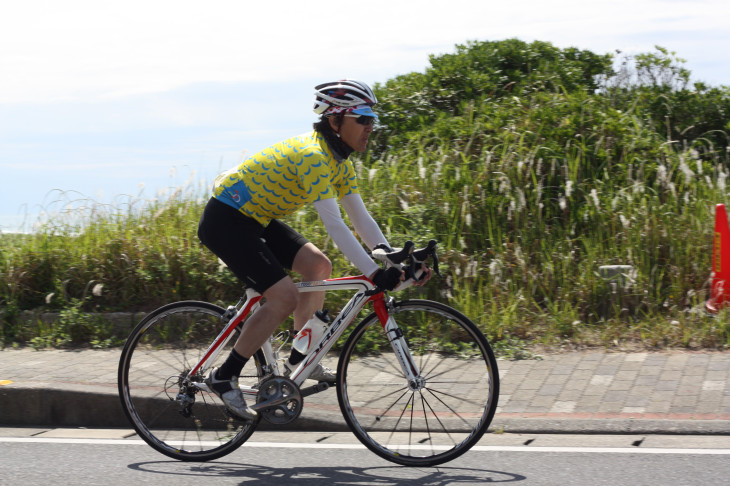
left=328, top=115, right=341, bottom=133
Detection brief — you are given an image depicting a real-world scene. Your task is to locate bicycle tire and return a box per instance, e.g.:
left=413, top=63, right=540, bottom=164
left=118, top=300, right=265, bottom=461
left=336, top=299, right=499, bottom=467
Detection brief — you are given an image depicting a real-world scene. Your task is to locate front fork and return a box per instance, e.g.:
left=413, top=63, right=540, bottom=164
left=372, top=294, right=424, bottom=390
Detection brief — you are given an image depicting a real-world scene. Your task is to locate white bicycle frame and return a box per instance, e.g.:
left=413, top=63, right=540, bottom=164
left=187, top=274, right=423, bottom=403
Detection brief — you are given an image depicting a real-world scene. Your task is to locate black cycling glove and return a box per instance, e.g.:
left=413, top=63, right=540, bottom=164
left=371, top=267, right=403, bottom=291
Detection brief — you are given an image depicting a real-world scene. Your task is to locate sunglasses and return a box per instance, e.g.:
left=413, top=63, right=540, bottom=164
left=344, top=114, right=376, bottom=126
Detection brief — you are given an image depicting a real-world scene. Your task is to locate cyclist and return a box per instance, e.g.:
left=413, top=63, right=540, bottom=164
left=197, top=79, right=432, bottom=420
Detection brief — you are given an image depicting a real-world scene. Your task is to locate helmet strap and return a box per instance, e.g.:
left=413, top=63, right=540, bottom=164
left=329, top=112, right=346, bottom=137
left=320, top=115, right=353, bottom=161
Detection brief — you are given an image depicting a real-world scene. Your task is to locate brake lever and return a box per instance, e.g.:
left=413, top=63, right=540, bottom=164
left=379, top=241, right=414, bottom=265
left=432, top=249, right=441, bottom=277
left=407, top=254, right=416, bottom=280
left=412, top=240, right=440, bottom=277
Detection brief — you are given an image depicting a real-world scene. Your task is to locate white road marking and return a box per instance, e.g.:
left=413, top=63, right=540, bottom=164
left=0, top=437, right=729, bottom=455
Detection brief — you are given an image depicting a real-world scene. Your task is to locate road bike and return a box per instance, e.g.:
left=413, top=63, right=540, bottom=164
left=118, top=241, right=499, bottom=467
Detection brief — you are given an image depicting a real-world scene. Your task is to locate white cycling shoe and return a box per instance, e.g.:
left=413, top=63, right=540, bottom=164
left=205, top=367, right=258, bottom=421
left=284, top=361, right=337, bottom=384
left=309, top=363, right=337, bottom=383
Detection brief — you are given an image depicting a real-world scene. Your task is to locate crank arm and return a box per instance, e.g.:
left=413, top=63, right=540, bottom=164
left=251, top=395, right=292, bottom=411
left=301, top=381, right=331, bottom=397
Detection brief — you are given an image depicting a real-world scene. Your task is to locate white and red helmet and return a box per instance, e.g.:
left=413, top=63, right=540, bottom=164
left=313, top=80, right=378, bottom=118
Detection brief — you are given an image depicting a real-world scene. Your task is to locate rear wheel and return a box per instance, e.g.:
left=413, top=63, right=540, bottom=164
left=118, top=301, right=266, bottom=461
left=337, top=299, right=499, bottom=467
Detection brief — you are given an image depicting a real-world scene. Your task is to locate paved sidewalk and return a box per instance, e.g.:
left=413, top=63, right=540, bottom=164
left=1, top=348, right=729, bottom=434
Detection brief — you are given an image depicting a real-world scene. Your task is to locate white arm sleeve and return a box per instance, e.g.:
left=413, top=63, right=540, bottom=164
left=313, top=198, right=380, bottom=277
left=339, top=193, right=390, bottom=250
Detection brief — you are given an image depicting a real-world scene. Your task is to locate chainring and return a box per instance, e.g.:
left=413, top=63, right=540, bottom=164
left=255, top=376, right=303, bottom=425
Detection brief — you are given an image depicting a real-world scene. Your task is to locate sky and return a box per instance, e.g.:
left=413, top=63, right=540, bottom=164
left=2, top=0, right=730, bottom=232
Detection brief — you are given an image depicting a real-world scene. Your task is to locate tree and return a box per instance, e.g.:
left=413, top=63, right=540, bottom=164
left=369, top=39, right=614, bottom=158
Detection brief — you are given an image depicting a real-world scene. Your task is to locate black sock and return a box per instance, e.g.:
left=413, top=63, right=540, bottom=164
left=216, top=349, right=249, bottom=381
left=288, top=348, right=305, bottom=366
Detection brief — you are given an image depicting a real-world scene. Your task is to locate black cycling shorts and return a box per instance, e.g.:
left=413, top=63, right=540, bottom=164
left=197, top=197, right=309, bottom=293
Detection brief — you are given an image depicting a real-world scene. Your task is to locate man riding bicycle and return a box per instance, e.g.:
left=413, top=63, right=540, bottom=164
left=197, top=80, right=432, bottom=420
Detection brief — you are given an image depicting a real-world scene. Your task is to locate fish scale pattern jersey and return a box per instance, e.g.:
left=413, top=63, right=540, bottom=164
left=213, top=130, right=359, bottom=226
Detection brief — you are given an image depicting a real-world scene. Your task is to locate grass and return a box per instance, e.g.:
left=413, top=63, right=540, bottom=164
left=2, top=134, right=728, bottom=355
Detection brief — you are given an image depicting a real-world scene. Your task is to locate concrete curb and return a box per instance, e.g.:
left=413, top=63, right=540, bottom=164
left=3, top=386, right=729, bottom=435
left=0, top=386, right=348, bottom=432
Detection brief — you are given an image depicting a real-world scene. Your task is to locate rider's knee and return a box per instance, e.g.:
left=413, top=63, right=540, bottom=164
left=294, top=244, right=332, bottom=280
left=312, top=253, right=332, bottom=280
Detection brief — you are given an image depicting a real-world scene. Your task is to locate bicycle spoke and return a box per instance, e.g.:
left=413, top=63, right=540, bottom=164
left=369, top=354, right=409, bottom=377
left=423, top=388, right=483, bottom=430
left=414, top=352, right=451, bottom=378
left=386, top=391, right=416, bottom=444
left=424, top=385, right=494, bottom=410
left=418, top=391, right=439, bottom=456
left=420, top=358, right=485, bottom=382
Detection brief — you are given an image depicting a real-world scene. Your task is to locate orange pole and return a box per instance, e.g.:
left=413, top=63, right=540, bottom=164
left=707, top=204, right=730, bottom=313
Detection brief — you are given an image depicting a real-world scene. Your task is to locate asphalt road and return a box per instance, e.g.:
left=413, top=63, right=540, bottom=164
left=1, top=429, right=728, bottom=485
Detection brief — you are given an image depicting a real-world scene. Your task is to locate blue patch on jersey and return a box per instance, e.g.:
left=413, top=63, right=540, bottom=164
left=217, top=180, right=252, bottom=209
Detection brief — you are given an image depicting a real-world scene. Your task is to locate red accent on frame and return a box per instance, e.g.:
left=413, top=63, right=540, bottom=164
left=370, top=293, right=389, bottom=328
left=189, top=295, right=262, bottom=376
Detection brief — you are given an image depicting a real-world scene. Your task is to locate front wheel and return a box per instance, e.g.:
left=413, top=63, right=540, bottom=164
left=118, top=301, right=266, bottom=461
left=337, top=299, right=499, bottom=467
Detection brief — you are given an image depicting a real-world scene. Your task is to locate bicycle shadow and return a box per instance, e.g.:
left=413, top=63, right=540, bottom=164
left=128, top=460, right=526, bottom=485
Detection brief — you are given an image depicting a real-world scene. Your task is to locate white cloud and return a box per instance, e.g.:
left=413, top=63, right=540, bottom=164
left=2, top=0, right=729, bottom=104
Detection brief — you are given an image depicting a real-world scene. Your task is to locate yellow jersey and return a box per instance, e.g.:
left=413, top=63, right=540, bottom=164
left=213, top=130, right=359, bottom=226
